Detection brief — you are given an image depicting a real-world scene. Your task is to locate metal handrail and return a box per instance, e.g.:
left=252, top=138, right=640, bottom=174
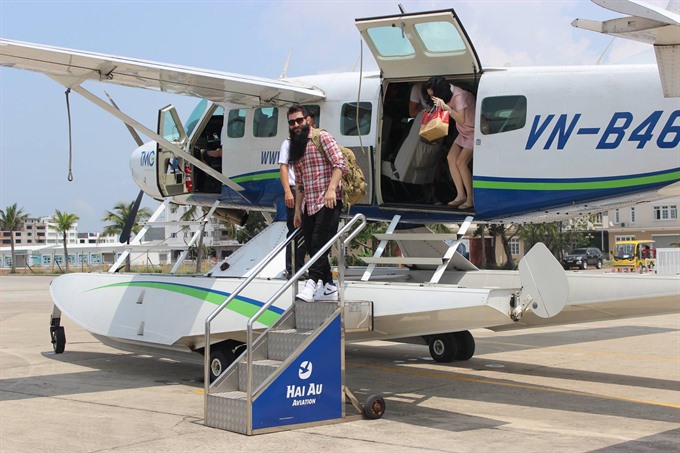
left=203, top=226, right=302, bottom=400
left=245, top=213, right=366, bottom=434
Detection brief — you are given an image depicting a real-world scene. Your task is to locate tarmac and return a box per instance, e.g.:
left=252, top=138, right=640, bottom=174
left=1, top=274, right=678, bottom=452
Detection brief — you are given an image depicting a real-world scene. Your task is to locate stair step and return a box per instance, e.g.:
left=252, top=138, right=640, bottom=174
left=361, top=256, right=443, bottom=265
left=295, top=300, right=338, bottom=330
left=268, top=329, right=312, bottom=361
left=238, top=359, right=281, bottom=392
left=205, top=391, right=248, bottom=434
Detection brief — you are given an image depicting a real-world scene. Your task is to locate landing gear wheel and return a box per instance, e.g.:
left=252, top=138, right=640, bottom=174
left=209, top=347, right=235, bottom=383
left=362, top=394, right=386, bottom=419
left=454, top=331, right=475, bottom=361
left=51, top=326, right=66, bottom=354
left=428, top=333, right=458, bottom=362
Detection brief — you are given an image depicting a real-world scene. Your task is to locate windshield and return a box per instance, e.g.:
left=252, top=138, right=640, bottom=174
left=185, top=99, right=209, bottom=137
left=614, top=244, right=635, bottom=259
left=572, top=249, right=588, bottom=254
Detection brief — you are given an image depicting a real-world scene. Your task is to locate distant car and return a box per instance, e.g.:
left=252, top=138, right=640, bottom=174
left=562, top=247, right=604, bottom=270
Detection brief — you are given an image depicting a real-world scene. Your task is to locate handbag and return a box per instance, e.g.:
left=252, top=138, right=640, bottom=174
left=419, top=107, right=449, bottom=141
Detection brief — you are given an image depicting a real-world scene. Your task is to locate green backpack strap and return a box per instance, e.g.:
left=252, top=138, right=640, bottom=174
left=310, top=128, right=330, bottom=162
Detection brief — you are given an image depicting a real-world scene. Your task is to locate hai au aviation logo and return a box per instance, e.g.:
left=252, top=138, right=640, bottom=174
left=298, top=361, right=313, bottom=380
left=288, top=360, right=323, bottom=406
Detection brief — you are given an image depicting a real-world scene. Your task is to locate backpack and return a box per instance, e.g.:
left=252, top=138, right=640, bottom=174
left=311, top=129, right=367, bottom=209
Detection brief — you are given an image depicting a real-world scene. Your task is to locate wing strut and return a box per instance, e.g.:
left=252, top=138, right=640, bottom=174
left=47, top=75, right=249, bottom=199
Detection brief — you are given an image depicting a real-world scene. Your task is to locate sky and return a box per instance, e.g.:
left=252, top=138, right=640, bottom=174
left=0, top=0, right=663, bottom=232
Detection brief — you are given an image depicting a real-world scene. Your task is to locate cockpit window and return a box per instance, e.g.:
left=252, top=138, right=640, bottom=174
left=185, top=99, right=208, bottom=137
left=341, top=102, right=372, bottom=136
left=413, top=21, right=466, bottom=53
left=480, top=96, right=527, bottom=135
left=227, top=109, right=246, bottom=138
left=366, top=26, right=415, bottom=57
left=253, top=107, right=278, bottom=138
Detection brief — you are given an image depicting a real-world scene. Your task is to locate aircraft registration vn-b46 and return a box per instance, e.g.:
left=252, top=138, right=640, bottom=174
left=1, top=2, right=679, bottom=383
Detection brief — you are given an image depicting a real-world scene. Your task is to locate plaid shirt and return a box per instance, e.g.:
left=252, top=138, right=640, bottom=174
left=293, top=130, right=347, bottom=216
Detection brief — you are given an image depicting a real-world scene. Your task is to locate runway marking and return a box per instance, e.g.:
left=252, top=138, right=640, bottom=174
left=349, top=362, right=680, bottom=409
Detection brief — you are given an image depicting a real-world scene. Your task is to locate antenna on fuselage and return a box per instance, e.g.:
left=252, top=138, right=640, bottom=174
left=280, top=48, right=293, bottom=79
left=398, top=3, right=406, bottom=13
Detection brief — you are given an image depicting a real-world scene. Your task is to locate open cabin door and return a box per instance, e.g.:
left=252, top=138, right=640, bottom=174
left=185, top=100, right=225, bottom=194
left=356, top=10, right=482, bottom=209
left=156, top=105, right=189, bottom=197
left=355, top=9, right=482, bottom=79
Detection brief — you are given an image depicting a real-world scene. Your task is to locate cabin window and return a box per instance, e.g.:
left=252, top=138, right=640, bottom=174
left=366, top=27, right=415, bottom=57
left=303, top=104, right=321, bottom=128
left=413, top=21, right=466, bottom=53
left=341, top=102, right=372, bottom=136
left=480, top=96, right=527, bottom=135
left=253, top=107, right=278, bottom=137
left=227, top=109, right=246, bottom=138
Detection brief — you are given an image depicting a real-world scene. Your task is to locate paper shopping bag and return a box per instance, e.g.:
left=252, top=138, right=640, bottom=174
left=419, top=107, right=449, bottom=141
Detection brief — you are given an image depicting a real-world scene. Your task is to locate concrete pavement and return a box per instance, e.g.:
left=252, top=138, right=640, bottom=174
left=1, top=275, right=678, bottom=452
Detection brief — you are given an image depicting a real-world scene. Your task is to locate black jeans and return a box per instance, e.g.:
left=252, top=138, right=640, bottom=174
left=286, top=201, right=307, bottom=276
left=302, top=201, right=342, bottom=285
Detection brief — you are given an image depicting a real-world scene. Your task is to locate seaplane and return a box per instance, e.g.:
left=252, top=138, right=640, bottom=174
left=1, top=1, right=679, bottom=385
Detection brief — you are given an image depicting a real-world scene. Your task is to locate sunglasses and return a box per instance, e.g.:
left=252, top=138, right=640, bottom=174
left=288, top=117, right=306, bottom=126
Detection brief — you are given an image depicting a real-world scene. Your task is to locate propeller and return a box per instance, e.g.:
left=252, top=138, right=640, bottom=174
left=104, top=91, right=146, bottom=244
left=119, top=190, right=144, bottom=243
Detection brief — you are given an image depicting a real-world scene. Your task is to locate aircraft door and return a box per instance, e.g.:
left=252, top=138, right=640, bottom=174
left=355, top=10, right=482, bottom=79
left=186, top=101, right=225, bottom=194
left=156, top=105, right=189, bottom=197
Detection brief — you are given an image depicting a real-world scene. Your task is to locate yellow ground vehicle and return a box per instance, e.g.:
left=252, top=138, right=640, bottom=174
left=611, top=240, right=656, bottom=272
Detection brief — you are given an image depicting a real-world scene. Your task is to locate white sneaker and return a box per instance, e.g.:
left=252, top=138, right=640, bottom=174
left=296, top=279, right=317, bottom=302
left=316, top=282, right=338, bottom=301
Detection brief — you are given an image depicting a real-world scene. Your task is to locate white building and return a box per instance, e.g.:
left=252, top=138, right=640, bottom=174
left=164, top=204, right=241, bottom=262
left=39, top=215, right=80, bottom=245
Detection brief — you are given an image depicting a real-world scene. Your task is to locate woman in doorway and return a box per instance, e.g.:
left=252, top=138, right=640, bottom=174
left=424, top=76, right=476, bottom=210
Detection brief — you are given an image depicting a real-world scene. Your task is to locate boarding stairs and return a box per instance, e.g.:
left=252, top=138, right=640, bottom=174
left=108, top=198, right=220, bottom=274
left=204, top=214, right=383, bottom=435
left=360, top=214, right=475, bottom=283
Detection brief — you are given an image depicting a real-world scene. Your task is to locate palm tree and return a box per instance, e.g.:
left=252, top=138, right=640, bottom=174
left=0, top=203, right=29, bottom=273
left=102, top=201, right=151, bottom=271
left=52, top=210, right=79, bottom=272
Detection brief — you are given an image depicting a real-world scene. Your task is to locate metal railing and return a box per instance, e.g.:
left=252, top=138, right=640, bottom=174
left=243, top=213, right=366, bottom=433
left=203, top=226, right=302, bottom=400
left=203, top=213, right=366, bottom=425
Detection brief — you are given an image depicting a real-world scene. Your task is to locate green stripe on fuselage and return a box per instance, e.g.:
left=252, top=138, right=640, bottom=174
left=474, top=171, right=680, bottom=191
left=90, top=281, right=279, bottom=326
left=232, top=170, right=280, bottom=184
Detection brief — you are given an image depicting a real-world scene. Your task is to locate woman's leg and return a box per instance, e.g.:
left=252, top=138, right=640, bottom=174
left=446, top=143, right=466, bottom=205
left=457, top=147, right=474, bottom=208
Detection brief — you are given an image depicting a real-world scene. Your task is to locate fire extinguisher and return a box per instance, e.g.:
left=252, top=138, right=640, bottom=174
left=184, top=163, right=193, bottom=192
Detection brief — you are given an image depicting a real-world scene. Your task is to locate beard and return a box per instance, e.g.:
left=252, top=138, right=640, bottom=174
left=288, top=124, right=310, bottom=163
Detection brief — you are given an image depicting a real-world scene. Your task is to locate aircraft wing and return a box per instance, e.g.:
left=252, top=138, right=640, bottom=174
left=0, top=38, right=326, bottom=105
left=572, top=0, right=680, bottom=97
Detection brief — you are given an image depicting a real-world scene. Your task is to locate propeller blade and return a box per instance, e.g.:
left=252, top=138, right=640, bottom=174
left=120, top=190, right=144, bottom=243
